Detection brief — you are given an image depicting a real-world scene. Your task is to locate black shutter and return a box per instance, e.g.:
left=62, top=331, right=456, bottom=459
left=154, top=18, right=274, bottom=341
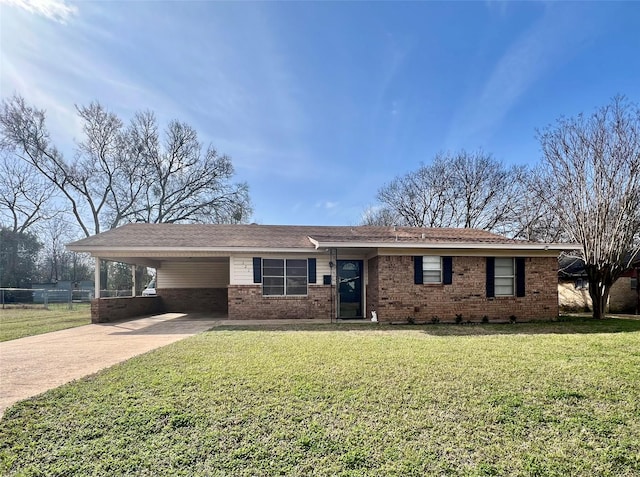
left=486, top=257, right=495, bottom=298
left=253, top=257, right=262, bottom=284
left=443, top=256, right=453, bottom=285
left=308, top=258, right=317, bottom=284
left=414, top=256, right=423, bottom=284
left=516, top=257, right=526, bottom=297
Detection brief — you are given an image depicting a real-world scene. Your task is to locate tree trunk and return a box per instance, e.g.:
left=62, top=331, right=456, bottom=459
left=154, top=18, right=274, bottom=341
left=588, top=279, right=612, bottom=320
left=586, top=263, right=616, bottom=319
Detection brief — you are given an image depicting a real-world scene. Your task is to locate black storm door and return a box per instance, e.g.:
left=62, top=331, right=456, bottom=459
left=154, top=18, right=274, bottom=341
left=338, top=260, right=363, bottom=318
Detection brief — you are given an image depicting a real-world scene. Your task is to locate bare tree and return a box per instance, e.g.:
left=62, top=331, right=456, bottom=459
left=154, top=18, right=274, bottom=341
left=360, top=206, right=401, bottom=227
left=128, top=113, right=251, bottom=224
left=0, top=152, right=56, bottom=233
left=374, top=156, right=455, bottom=227
left=447, top=150, right=520, bottom=231
left=38, top=217, right=78, bottom=282
left=536, top=96, right=640, bottom=319
left=369, top=150, right=522, bottom=232
left=1, top=95, right=252, bottom=290
left=0, top=96, right=127, bottom=237
left=0, top=95, right=252, bottom=234
left=508, top=166, right=569, bottom=242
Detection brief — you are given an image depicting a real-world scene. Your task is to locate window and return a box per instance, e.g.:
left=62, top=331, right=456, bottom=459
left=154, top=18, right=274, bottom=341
left=575, top=278, right=588, bottom=290
left=414, top=256, right=452, bottom=285
left=422, top=256, right=442, bottom=284
left=487, top=257, right=525, bottom=298
left=262, top=258, right=308, bottom=296
left=494, top=258, right=515, bottom=296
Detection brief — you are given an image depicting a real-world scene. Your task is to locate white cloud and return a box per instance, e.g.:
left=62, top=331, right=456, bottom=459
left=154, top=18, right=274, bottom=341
left=2, top=0, right=77, bottom=23
left=316, top=201, right=339, bottom=210
left=447, top=4, right=594, bottom=147
left=484, top=0, right=510, bottom=18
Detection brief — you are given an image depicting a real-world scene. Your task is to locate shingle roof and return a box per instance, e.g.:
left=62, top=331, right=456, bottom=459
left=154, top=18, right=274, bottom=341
left=559, top=251, right=640, bottom=278
left=308, top=226, right=519, bottom=245
left=68, top=223, right=537, bottom=251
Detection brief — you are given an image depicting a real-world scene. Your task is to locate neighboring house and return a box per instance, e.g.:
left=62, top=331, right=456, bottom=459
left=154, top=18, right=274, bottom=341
left=67, top=224, right=568, bottom=323
left=558, top=255, right=640, bottom=314
left=557, top=256, right=591, bottom=312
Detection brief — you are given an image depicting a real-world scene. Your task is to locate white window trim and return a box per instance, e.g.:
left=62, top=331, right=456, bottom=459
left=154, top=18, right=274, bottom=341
left=495, top=257, right=515, bottom=297
left=262, top=258, right=308, bottom=297
left=422, top=256, right=442, bottom=284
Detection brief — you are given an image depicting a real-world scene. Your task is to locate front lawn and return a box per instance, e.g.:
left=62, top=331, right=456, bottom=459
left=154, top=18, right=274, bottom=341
left=1, top=317, right=640, bottom=476
left=0, top=304, right=91, bottom=342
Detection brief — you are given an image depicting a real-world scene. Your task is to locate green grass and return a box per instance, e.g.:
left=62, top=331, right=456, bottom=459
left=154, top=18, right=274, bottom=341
left=2, top=317, right=640, bottom=476
left=0, top=303, right=91, bottom=342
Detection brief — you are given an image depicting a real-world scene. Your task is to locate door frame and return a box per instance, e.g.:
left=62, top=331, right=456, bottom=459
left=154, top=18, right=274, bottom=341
left=337, top=259, right=364, bottom=319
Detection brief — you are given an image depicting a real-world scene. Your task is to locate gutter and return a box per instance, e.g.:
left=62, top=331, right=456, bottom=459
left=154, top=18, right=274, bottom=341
left=307, top=237, right=577, bottom=251
left=66, top=246, right=319, bottom=254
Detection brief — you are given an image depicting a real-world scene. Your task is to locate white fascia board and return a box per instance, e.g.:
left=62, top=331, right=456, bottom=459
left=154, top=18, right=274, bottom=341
left=66, top=246, right=320, bottom=255
left=311, top=240, right=578, bottom=251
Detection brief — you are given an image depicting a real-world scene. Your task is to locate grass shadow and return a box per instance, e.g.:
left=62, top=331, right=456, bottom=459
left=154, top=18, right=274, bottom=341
left=104, top=312, right=223, bottom=335
left=207, top=315, right=640, bottom=336
left=417, top=315, right=640, bottom=336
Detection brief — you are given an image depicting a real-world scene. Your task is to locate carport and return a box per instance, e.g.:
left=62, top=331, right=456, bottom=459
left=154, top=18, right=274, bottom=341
left=85, top=256, right=231, bottom=323
left=68, top=227, right=233, bottom=323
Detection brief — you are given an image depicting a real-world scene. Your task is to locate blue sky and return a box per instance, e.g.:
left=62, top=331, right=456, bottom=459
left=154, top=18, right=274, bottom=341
left=2, top=1, right=640, bottom=226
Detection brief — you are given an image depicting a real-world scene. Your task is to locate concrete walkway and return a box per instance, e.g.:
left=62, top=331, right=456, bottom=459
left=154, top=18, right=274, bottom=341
left=0, top=312, right=220, bottom=417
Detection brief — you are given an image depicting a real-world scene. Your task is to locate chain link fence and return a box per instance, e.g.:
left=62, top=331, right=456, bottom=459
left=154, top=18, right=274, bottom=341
left=0, top=288, right=134, bottom=309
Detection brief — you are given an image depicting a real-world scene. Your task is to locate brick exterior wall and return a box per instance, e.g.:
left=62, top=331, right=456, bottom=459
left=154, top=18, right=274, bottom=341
left=90, top=256, right=560, bottom=323
left=607, top=274, right=637, bottom=314
left=228, top=285, right=332, bottom=320
left=158, top=288, right=228, bottom=313
left=367, top=255, right=558, bottom=323
left=366, top=256, right=380, bottom=320
left=91, top=296, right=163, bottom=323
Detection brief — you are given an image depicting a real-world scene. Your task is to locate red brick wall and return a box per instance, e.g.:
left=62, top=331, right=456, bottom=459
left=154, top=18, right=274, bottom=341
left=366, top=256, right=380, bottom=320
left=158, top=288, right=228, bottom=313
left=368, top=255, right=558, bottom=323
left=91, top=296, right=163, bottom=323
left=228, top=285, right=331, bottom=320
left=608, top=276, right=637, bottom=313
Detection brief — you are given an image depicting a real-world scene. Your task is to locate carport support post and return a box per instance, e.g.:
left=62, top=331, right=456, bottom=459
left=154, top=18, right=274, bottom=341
left=95, top=258, right=101, bottom=299
left=131, top=265, right=137, bottom=297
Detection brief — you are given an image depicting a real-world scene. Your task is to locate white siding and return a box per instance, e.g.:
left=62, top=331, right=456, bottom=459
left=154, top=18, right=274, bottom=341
left=316, top=259, right=331, bottom=282
left=230, top=256, right=255, bottom=285
left=158, top=261, right=229, bottom=289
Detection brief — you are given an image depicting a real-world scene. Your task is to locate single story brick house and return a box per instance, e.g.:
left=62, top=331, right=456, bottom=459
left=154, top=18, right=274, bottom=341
left=67, top=224, right=568, bottom=323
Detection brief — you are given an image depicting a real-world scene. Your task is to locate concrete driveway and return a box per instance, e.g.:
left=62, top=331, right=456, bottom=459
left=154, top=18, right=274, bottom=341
left=0, top=312, right=219, bottom=417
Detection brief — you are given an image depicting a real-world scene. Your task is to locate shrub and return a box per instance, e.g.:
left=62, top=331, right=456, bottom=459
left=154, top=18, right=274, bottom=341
left=455, top=313, right=463, bottom=324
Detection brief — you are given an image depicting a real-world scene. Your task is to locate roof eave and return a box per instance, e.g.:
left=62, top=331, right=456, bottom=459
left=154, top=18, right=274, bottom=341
left=66, top=245, right=318, bottom=254
left=311, top=241, right=579, bottom=251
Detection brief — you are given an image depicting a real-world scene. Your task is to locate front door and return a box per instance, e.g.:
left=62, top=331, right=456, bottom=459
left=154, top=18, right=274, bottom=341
left=338, top=260, right=363, bottom=318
